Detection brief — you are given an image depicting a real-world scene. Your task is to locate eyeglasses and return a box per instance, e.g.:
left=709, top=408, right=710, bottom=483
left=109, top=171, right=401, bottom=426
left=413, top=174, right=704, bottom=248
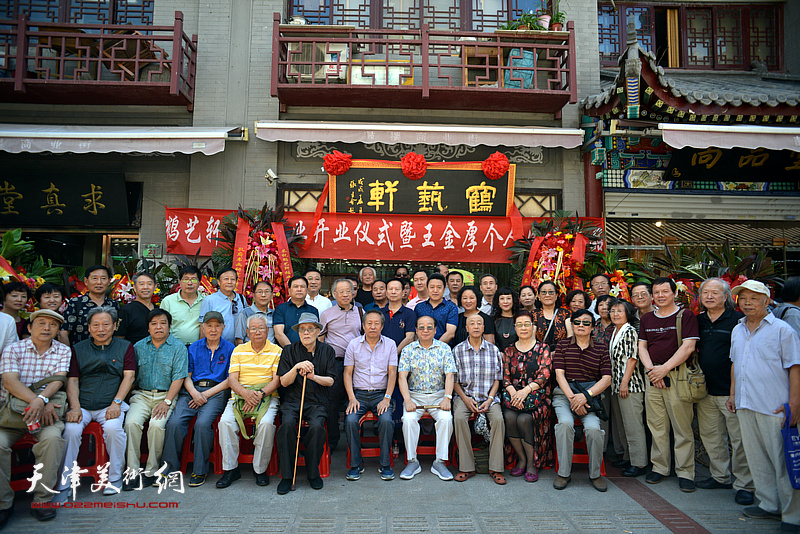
left=514, top=322, right=533, bottom=328
left=574, top=320, right=593, bottom=326
left=181, top=278, right=199, bottom=283
left=417, top=325, right=435, bottom=331
left=249, top=327, right=267, bottom=333
left=298, top=327, right=317, bottom=334
left=539, top=291, right=556, bottom=296
left=631, top=292, right=649, bottom=299
left=255, top=290, right=272, bottom=296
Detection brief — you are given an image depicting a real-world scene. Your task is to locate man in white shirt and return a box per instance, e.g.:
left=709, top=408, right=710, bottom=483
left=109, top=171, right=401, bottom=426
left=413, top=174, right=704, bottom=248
left=305, top=269, right=332, bottom=314
left=478, top=274, right=497, bottom=314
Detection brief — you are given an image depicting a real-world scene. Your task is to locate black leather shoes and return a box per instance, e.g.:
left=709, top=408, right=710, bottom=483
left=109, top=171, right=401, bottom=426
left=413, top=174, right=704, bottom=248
left=622, top=466, right=648, bottom=477
left=696, top=477, right=733, bottom=490
left=0, top=507, right=12, bottom=529
left=309, top=477, right=323, bottom=490
left=612, top=459, right=631, bottom=469
left=215, top=468, right=241, bottom=489
left=645, top=471, right=665, bottom=484
left=277, top=478, right=292, bottom=495
left=678, top=478, right=696, bottom=493
left=255, top=472, right=270, bottom=486
left=30, top=507, right=56, bottom=522
left=736, top=490, right=755, bottom=505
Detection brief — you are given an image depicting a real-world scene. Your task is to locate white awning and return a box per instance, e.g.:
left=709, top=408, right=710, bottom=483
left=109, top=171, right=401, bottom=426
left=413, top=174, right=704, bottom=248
left=254, top=120, right=583, bottom=149
left=0, top=125, right=247, bottom=156
left=659, top=124, right=800, bottom=152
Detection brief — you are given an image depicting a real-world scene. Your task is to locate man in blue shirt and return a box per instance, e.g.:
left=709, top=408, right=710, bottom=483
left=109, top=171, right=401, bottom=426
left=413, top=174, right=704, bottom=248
left=414, top=274, right=458, bottom=344
left=161, top=311, right=234, bottom=487
left=199, top=267, right=246, bottom=344
left=273, top=275, right=319, bottom=347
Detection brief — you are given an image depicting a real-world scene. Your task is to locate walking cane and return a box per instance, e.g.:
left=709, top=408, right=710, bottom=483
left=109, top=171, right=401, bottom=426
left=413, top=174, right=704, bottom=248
left=291, top=373, right=308, bottom=491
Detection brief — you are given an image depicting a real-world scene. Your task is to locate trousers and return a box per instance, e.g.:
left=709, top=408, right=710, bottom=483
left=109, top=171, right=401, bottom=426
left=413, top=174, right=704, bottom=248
left=453, top=398, right=505, bottom=472
left=218, top=396, right=279, bottom=474
left=553, top=388, right=604, bottom=479
left=401, top=391, right=453, bottom=462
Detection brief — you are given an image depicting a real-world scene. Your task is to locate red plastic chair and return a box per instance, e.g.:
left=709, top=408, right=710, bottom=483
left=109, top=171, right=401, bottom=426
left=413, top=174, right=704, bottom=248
left=554, top=419, right=607, bottom=476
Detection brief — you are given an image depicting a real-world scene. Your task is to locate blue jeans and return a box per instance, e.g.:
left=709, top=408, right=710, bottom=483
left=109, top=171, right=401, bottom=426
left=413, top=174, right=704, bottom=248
left=344, top=390, right=394, bottom=468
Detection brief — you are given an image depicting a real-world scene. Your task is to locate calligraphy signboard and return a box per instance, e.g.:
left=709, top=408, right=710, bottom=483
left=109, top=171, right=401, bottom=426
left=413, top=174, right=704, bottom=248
left=329, top=161, right=516, bottom=216
left=0, top=174, right=129, bottom=227
left=665, top=148, right=800, bottom=183
left=165, top=208, right=234, bottom=255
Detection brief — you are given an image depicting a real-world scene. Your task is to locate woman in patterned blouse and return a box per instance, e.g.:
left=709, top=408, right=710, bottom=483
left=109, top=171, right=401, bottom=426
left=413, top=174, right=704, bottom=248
left=608, top=298, right=648, bottom=477
left=531, top=281, right=573, bottom=352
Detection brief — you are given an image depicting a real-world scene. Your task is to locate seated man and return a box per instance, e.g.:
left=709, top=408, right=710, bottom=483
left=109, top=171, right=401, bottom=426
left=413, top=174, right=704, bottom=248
left=398, top=315, right=456, bottom=481
left=275, top=313, right=335, bottom=495
left=216, top=313, right=282, bottom=489
left=343, top=310, right=398, bottom=481
left=123, top=309, right=188, bottom=490
left=59, top=306, right=135, bottom=496
left=0, top=309, right=70, bottom=525
left=552, top=309, right=612, bottom=492
left=161, top=311, right=234, bottom=487
left=451, top=314, right=506, bottom=485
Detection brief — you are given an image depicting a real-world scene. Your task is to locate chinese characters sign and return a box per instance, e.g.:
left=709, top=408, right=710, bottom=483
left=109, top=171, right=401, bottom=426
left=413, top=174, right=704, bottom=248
left=329, top=161, right=516, bottom=216
left=165, top=208, right=234, bottom=255
left=665, top=148, right=800, bottom=183
left=0, top=174, right=129, bottom=227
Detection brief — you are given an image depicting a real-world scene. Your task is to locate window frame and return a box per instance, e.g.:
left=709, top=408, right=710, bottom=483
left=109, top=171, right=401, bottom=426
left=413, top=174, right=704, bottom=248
left=5, top=0, right=154, bottom=25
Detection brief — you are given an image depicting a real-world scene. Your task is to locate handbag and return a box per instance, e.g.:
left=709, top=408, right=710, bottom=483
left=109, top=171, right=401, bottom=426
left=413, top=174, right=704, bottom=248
left=781, top=403, right=800, bottom=490
left=0, top=375, right=68, bottom=429
left=501, top=387, right=539, bottom=412
left=674, top=309, right=708, bottom=403
left=568, top=380, right=609, bottom=421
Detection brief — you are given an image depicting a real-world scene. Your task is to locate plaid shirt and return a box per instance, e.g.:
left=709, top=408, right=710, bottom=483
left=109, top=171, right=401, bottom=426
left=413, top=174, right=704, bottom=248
left=0, top=338, right=71, bottom=403
left=452, top=338, right=503, bottom=405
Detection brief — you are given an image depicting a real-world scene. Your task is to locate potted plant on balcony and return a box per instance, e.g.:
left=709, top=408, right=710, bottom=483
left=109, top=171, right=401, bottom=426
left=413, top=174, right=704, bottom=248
left=550, top=0, right=567, bottom=31
left=499, top=11, right=545, bottom=31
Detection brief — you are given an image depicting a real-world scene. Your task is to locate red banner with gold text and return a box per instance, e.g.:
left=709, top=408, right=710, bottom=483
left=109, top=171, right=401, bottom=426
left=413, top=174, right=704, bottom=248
left=232, top=217, right=251, bottom=293
left=271, top=222, right=294, bottom=295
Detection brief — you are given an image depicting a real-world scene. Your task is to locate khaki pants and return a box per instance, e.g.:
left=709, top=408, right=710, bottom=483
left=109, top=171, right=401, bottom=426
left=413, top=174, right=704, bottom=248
left=452, top=398, right=505, bottom=473
left=697, top=394, right=753, bottom=491
left=611, top=392, right=648, bottom=467
left=218, top=396, right=279, bottom=474
left=645, top=375, right=695, bottom=479
left=0, top=421, right=65, bottom=509
left=124, top=390, right=175, bottom=477
left=553, top=388, right=604, bottom=479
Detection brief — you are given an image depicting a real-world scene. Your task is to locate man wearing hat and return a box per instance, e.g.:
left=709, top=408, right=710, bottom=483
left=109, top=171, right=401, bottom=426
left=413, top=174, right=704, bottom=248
left=729, top=280, right=800, bottom=532
left=275, top=312, right=335, bottom=495
left=161, top=311, right=235, bottom=487
left=0, top=309, right=71, bottom=525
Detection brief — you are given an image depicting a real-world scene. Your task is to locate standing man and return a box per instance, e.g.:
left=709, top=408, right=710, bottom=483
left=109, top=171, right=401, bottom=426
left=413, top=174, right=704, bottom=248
left=638, top=277, right=699, bottom=492
left=319, top=279, right=364, bottom=452
left=434, top=264, right=451, bottom=301
left=395, top=266, right=410, bottom=281
left=234, top=280, right=275, bottom=345
left=398, top=315, right=456, bottom=481
left=0, top=309, right=70, bottom=525
left=452, top=314, right=506, bottom=485
left=305, top=269, right=332, bottom=315
left=116, top=272, right=157, bottom=344
left=160, top=266, right=205, bottom=346
left=62, top=265, right=119, bottom=346
left=447, top=272, right=464, bottom=310
left=343, top=310, right=398, bottom=481
left=216, top=313, right=282, bottom=489
left=382, top=279, right=417, bottom=356
left=695, top=278, right=754, bottom=505
left=630, top=282, right=655, bottom=321
left=366, top=280, right=388, bottom=311
left=415, top=274, right=458, bottom=344
left=774, top=276, right=800, bottom=337
left=161, top=311, right=234, bottom=487
left=275, top=313, right=336, bottom=494
left=588, top=274, right=612, bottom=318
left=478, top=274, right=497, bottom=314
left=273, top=275, right=319, bottom=348
left=123, top=309, right=188, bottom=490
left=199, top=267, right=246, bottom=345
left=407, top=270, right=429, bottom=310
left=729, top=280, right=800, bottom=532
left=355, top=267, right=376, bottom=307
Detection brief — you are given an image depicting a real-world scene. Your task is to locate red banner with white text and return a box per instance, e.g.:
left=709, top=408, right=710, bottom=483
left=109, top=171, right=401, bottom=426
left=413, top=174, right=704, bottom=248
left=165, top=208, right=235, bottom=255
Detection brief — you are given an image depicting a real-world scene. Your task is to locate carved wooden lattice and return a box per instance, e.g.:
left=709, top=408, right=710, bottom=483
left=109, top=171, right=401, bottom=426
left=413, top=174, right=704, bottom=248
left=4, top=0, right=153, bottom=24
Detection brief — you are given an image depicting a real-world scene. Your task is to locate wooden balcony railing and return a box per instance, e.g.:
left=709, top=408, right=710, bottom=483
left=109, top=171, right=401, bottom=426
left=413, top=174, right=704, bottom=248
left=0, top=11, right=197, bottom=109
left=271, top=13, right=576, bottom=114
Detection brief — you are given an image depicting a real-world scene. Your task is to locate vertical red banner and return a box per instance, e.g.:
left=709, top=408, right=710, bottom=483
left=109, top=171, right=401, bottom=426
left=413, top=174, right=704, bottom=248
left=271, top=222, right=294, bottom=296
left=520, top=236, right=545, bottom=287
left=232, top=217, right=251, bottom=294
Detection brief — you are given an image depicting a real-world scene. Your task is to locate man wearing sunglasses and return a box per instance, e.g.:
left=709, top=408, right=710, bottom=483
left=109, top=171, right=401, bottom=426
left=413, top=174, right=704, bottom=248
left=199, top=267, right=247, bottom=345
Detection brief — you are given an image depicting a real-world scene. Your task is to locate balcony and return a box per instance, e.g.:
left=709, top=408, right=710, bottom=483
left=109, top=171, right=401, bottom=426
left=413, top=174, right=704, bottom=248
left=271, top=14, right=576, bottom=115
left=0, top=11, right=197, bottom=110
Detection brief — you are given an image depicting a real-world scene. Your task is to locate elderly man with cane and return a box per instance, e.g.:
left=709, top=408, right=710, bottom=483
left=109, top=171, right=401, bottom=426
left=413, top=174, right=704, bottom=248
left=275, top=313, right=336, bottom=495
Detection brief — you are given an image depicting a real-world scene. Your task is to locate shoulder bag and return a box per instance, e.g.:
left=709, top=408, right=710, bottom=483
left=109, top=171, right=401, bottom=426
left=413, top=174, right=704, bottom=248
left=0, top=375, right=68, bottom=429
left=674, top=309, right=707, bottom=403
left=568, top=380, right=609, bottom=421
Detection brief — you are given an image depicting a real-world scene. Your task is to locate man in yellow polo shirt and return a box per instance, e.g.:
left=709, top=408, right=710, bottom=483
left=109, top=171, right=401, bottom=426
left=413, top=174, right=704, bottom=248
left=216, top=313, right=281, bottom=488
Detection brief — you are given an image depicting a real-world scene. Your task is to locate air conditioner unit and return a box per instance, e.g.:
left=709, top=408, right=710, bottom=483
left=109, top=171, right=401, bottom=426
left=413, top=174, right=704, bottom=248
left=287, top=42, right=348, bottom=81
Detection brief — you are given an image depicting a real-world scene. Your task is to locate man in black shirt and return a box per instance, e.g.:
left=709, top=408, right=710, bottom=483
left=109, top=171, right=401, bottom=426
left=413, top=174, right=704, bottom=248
left=116, top=272, right=157, bottom=344
left=275, top=313, right=335, bottom=495
left=695, top=277, right=754, bottom=505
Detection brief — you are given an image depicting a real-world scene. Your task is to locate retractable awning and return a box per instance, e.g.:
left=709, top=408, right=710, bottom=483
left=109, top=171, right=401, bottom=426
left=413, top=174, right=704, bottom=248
left=0, top=125, right=247, bottom=156
left=254, top=120, right=583, bottom=149
left=659, top=124, right=800, bottom=152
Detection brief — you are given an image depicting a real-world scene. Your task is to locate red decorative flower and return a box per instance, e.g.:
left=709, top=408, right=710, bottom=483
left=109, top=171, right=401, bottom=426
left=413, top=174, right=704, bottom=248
left=482, top=151, right=509, bottom=180
left=401, top=152, right=427, bottom=181
left=323, top=150, right=352, bottom=176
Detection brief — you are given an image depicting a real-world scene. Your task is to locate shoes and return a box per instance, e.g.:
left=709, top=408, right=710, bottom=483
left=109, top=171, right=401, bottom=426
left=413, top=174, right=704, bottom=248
left=509, top=466, right=525, bottom=477
left=490, top=471, right=507, bottom=485
left=143, top=475, right=158, bottom=487
left=645, top=472, right=665, bottom=484
left=678, top=478, right=696, bottom=493
left=309, top=477, right=323, bottom=490
left=591, top=477, right=608, bottom=492
left=215, top=468, right=241, bottom=489
left=612, top=459, right=631, bottom=469
left=622, top=466, right=647, bottom=478
left=346, top=464, right=365, bottom=481
left=400, top=460, right=422, bottom=480
left=379, top=466, right=395, bottom=481
left=781, top=523, right=800, bottom=533
left=122, top=478, right=137, bottom=492
left=102, top=480, right=121, bottom=496
left=553, top=475, right=571, bottom=490
left=255, top=472, right=269, bottom=486
left=454, top=471, right=475, bottom=482
left=431, top=459, right=454, bottom=481
left=742, top=506, right=781, bottom=520
left=188, top=473, right=206, bottom=487
left=696, top=477, right=733, bottom=490
left=277, top=478, right=292, bottom=495
left=0, top=507, right=12, bottom=530
left=30, top=507, right=56, bottom=522
left=735, top=490, right=755, bottom=505
left=524, top=470, right=539, bottom=483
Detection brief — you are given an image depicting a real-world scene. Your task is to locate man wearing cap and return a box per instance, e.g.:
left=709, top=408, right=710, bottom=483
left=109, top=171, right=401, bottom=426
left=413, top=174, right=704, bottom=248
left=161, top=311, right=235, bottom=487
left=729, top=280, right=800, bottom=532
left=0, top=309, right=71, bottom=525
left=216, top=313, right=282, bottom=489
left=123, top=309, right=188, bottom=491
left=275, top=313, right=335, bottom=495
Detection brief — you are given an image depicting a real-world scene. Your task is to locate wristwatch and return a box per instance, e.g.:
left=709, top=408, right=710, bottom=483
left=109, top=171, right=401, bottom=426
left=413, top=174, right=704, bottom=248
left=164, top=398, right=173, bottom=406
left=113, top=399, right=122, bottom=405
left=384, top=394, right=391, bottom=400
left=37, top=394, right=49, bottom=404
left=444, top=394, right=453, bottom=400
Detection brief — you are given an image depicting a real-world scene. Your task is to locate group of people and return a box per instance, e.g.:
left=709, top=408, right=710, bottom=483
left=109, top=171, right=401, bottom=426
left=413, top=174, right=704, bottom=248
left=1, top=262, right=799, bottom=533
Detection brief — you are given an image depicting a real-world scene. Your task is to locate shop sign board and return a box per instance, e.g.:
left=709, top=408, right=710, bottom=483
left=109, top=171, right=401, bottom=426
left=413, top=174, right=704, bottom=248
left=665, top=147, right=800, bottom=183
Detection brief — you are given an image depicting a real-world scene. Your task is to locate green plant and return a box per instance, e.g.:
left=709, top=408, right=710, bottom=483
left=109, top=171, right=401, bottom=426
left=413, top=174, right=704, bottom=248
left=551, top=10, right=566, bottom=24
left=507, top=210, right=603, bottom=269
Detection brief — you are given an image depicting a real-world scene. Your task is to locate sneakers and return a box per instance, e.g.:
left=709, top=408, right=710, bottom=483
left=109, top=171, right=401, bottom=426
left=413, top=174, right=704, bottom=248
left=346, top=464, right=365, bottom=481
left=188, top=473, right=207, bottom=487
left=431, top=459, right=453, bottom=481
left=742, top=506, right=781, bottom=520
left=277, top=478, right=293, bottom=495
left=678, top=478, right=696, bottom=493
left=102, top=481, right=121, bottom=496
left=400, top=460, right=422, bottom=480
left=379, top=466, right=395, bottom=481
left=645, top=471, right=665, bottom=484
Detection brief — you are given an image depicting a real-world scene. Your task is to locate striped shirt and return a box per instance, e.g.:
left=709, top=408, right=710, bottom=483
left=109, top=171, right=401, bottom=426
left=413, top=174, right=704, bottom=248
left=608, top=323, right=646, bottom=394
left=553, top=336, right=611, bottom=382
left=452, top=338, right=503, bottom=405
left=0, top=338, right=71, bottom=403
left=229, top=340, right=282, bottom=389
